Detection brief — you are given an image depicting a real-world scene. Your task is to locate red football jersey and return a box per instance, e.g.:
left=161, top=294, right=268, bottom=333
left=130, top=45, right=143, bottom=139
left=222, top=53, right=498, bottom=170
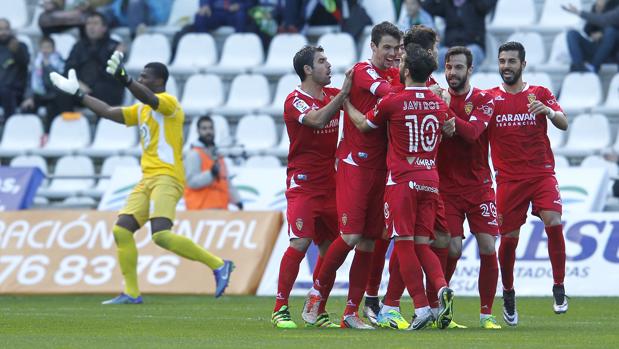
left=437, top=87, right=495, bottom=194
left=366, top=86, right=449, bottom=184
left=487, top=84, right=564, bottom=184
left=284, top=86, right=341, bottom=190
left=337, top=61, right=401, bottom=169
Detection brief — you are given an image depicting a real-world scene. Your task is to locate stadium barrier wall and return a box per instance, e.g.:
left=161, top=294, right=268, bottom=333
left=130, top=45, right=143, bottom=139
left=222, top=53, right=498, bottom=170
left=258, top=213, right=619, bottom=297
left=0, top=210, right=282, bottom=295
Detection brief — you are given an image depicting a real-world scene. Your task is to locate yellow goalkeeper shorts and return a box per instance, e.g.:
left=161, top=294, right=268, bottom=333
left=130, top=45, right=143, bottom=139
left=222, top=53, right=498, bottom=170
left=119, top=175, right=184, bottom=227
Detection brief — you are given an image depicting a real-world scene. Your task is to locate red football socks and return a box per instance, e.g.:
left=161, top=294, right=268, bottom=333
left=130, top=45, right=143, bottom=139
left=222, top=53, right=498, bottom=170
left=546, top=224, right=566, bottom=285
left=344, top=249, right=373, bottom=316
left=366, top=238, right=390, bottom=296
left=479, top=253, right=499, bottom=314
left=498, top=236, right=519, bottom=290
left=394, top=240, right=429, bottom=308
left=274, top=247, right=306, bottom=311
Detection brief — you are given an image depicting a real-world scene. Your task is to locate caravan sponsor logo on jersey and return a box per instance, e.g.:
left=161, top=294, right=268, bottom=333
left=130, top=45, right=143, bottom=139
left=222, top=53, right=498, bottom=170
left=409, top=181, right=439, bottom=193
left=495, top=113, right=537, bottom=127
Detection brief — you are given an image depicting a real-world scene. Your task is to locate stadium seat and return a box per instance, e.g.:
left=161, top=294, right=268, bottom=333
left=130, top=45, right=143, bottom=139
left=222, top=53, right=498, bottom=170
left=167, top=76, right=179, bottom=99
left=10, top=155, right=49, bottom=187
left=265, top=127, right=289, bottom=157
left=558, top=72, right=602, bottom=114
left=152, top=0, right=199, bottom=34
left=536, top=0, right=583, bottom=32
left=470, top=73, right=502, bottom=90
left=79, top=119, right=138, bottom=157
left=0, top=114, right=44, bottom=157
left=260, top=74, right=299, bottom=116
left=253, top=34, right=308, bottom=76
left=361, top=0, right=396, bottom=24
left=235, top=114, right=278, bottom=154
left=207, top=33, right=264, bottom=75
left=507, top=32, right=545, bottom=67
left=488, top=0, right=536, bottom=32
left=18, top=5, right=43, bottom=35
left=547, top=120, right=566, bottom=150
left=538, top=32, right=571, bottom=73
left=184, top=114, right=233, bottom=151
left=50, top=33, right=77, bottom=60
left=554, top=155, right=570, bottom=168
left=87, top=155, right=140, bottom=197
left=212, top=74, right=270, bottom=117
left=359, top=35, right=372, bottom=62
left=16, top=34, right=33, bottom=56
left=580, top=155, right=619, bottom=183
left=317, top=33, right=356, bottom=72
left=125, top=34, right=171, bottom=73
left=555, top=113, right=610, bottom=157
left=181, top=74, right=224, bottom=116
left=244, top=155, right=283, bottom=168
left=593, top=73, right=619, bottom=115
left=480, top=33, right=499, bottom=71
left=5, top=0, right=28, bottom=29
left=34, top=116, right=91, bottom=157
left=328, top=73, right=346, bottom=89
left=170, top=33, right=217, bottom=75
left=38, top=155, right=95, bottom=198
left=59, top=196, right=98, bottom=208
left=525, top=72, right=555, bottom=94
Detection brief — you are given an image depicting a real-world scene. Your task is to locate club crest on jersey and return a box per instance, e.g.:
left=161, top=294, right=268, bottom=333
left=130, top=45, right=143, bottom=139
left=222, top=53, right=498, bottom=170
left=293, top=98, right=310, bottom=113
left=384, top=203, right=390, bottom=219
left=342, top=213, right=348, bottom=226
left=464, top=102, right=473, bottom=115
left=295, top=218, right=303, bottom=231
left=527, top=93, right=536, bottom=104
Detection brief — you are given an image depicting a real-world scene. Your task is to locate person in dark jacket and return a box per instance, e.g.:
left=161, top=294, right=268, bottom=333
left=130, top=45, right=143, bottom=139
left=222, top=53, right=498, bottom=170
left=421, top=0, right=496, bottom=71
left=64, top=12, right=124, bottom=109
left=564, top=0, right=619, bottom=72
left=0, top=18, right=30, bottom=119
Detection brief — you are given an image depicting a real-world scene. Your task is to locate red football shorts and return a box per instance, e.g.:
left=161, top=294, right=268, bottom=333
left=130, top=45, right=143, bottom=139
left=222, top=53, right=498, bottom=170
left=286, top=187, right=338, bottom=245
left=336, top=162, right=386, bottom=239
left=434, top=196, right=450, bottom=235
left=496, top=176, right=562, bottom=234
left=442, top=187, right=499, bottom=238
left=384, top=180, right=439, bottom=238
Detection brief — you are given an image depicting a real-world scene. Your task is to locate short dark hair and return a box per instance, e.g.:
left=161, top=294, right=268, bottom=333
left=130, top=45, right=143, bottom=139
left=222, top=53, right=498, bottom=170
left=498, top=41, right=526, bottom=62
left=371, top=21, right=402, bottom=47
left=40, top=36, right=55, bottom=47
left=445, top=46, right=473, bottom=68
left=293, top=45, right=324, bottom=81
left=405, top=43, right=437, bottom=83
left=403, top=25, right=437, bottom=50
left=144, top=62, right=169, bottom=85
left=86, top=11, right=108, bottom=26
left=197, top=115, right=213, bottom=129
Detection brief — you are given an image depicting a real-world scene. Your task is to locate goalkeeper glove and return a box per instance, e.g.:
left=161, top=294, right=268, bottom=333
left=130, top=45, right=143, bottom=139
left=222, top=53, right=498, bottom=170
left=49, top=69, right=85, bottom=100
left=106, top=51, right=133, bottom=87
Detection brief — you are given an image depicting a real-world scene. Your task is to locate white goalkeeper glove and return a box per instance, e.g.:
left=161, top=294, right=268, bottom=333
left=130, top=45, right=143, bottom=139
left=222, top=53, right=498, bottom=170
left=49, top=69, right=84, bottom=99
left=106, top=50, right=133, bottom=87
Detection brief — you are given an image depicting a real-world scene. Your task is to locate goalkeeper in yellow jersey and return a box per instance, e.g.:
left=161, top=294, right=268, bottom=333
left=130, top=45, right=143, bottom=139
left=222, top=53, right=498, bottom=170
left=50, top=52, right=234, bottom=304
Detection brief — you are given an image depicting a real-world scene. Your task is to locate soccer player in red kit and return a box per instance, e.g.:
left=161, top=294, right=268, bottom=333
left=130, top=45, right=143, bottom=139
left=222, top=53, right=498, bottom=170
left=271, top=45, right=353, bottom=329
left=487, top=41, right=569, bottom=327
left=301, top=22, right=403, bottom=330
left=345, top=43, right=455, bottom=330
left=437, top=46, right=501, bottom=329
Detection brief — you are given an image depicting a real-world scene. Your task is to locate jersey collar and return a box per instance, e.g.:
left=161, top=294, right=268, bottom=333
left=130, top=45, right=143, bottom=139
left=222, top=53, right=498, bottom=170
left=499, top=82, right=529, bottom=94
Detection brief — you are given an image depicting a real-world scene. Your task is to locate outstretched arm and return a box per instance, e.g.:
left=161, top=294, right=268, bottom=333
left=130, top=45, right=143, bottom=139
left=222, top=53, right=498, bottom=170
left=106, top=51, right=160, bottom=110
left=302, top=68, right=354, bottom=128
left=343, top=100, right=373, bottom=133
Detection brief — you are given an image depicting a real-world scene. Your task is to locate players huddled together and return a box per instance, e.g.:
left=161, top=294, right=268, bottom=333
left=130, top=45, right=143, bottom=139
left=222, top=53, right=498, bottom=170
left=272, top=22, right=569, bottom=331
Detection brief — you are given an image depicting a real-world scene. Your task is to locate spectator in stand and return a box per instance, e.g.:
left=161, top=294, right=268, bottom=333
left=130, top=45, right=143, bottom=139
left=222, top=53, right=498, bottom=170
left=563, top=0, right=619, bottom=73
left=100, top=0, right=173, bottom=38
left=170, top=0, right=253, bottom=63
left=281, top=0, right=343, bottom=33
left=64, top=12, right=124, bottom=110
left=38, top=0, right=112, bottom=35
left=248, top=0, right=285, bottom=48
left=397, top=0, right=435, bottom=32
left=421, top=0, right=496, bottom=71
left=0, top=18, right=30, bottom=120
left=20, top=36, right=72, bottom=135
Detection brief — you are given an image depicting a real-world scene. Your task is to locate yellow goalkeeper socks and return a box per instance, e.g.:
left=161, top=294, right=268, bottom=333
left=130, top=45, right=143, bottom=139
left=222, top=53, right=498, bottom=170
left=112, top=225, right=140, bottom=298
left=152, top=230, right=225, bottom=270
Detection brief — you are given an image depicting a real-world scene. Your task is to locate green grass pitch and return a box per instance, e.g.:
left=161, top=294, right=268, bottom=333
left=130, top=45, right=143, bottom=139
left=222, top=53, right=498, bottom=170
left=1, top=295, right=616, bottom=348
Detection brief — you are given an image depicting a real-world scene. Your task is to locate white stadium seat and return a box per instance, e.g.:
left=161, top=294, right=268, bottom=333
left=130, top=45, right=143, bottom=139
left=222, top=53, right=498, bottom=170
left=470, top=73, right=502, bottom=90
left=525, top=72, right=555, bottom=94
left=317, top=33, right=356, bottom=72
left=59, top=196, right=97, bottom=208
left=50, top=33, right=77, bottom=60
left=260, top=74, right=300, bottom=116
left=554, top=155, right=570, bottom=168
left=244, top=155, right=282, bottom=168
left=38, top=155, right=95, bottom=198
left=489, top=0, right=536, bottom=32
left=79, top=119, right=138, bottom=157
left=19, top=5, right=43, bottom=35
left=538, top=32, right=571, bottom=73
left=235, top=114, right=278, bottom=154
left=0, top=114, right=43, bottom=156
left=253, top=34, right=308, bottom=76
left=593, top=73, right=619, bottom=115
left=170, top=33, right=217, bottom=75
left=207, top=33, right=264, bottom=75
left=153, top=0, right=199, bottom=34
left=265, top=127, right=290, bottom=157
left=580, top=155, right=619, bottom=184
left=125, top=34, right=171, bottom=73
left=34, top=116, right=91, bottom=157
left=166, top=76, right=179, bottom=99
left=361, top=0, right=396, bottom=24
left=212, top=74, right=270, bottom=117
left=555, top=113, right=610, bottom=157
left=507, top=32, right=545, bottom=67
left=6, top=0, right=28, bottom=29
left=480, top=33, right=499, bottom=71
left=181, top=74, right=224, bottom=116
left=536, top=0, right=583, bottom=32
left=359, top=35, right=372, bottom=62
left=558, top=72, right=602, bottom=114
left=547, top=121, right=566, bottom=150
left=10, top=155, right=49, bottom=187
left=184, top=114, right=233, bottom=151
left=328, top=73, right=346, bottom=89
left=87, top=155, right=140, bottom=197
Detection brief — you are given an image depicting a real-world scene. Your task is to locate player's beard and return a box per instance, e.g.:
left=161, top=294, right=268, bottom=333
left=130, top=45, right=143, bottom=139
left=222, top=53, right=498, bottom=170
left=448, top=74, right=467, bottom=92
left=501, top=66, right=523, bottom=86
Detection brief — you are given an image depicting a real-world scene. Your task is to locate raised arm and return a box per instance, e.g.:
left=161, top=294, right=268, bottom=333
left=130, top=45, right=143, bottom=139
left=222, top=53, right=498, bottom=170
left=302, top=68, right=354, bottom=128
left=343, top=100, right=374, bottom=133
left=106, top=51, right=160, bottom=110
